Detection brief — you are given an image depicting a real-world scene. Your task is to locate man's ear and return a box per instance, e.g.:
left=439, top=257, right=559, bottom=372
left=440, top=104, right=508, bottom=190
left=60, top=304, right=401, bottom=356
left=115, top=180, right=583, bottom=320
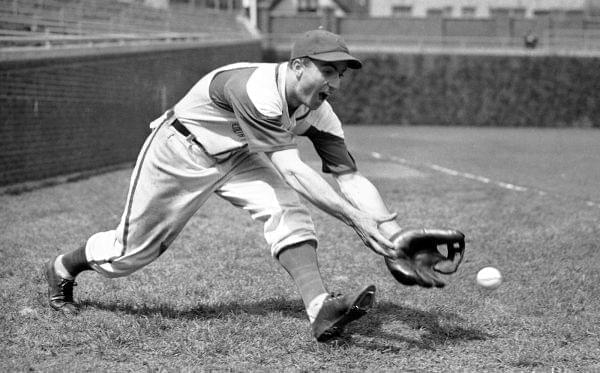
left=290, top=58, right=304, bottom=79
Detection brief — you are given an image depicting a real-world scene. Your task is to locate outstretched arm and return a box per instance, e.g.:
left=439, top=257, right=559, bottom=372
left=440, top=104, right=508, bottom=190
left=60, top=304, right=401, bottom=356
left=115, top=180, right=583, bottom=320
left=267, top=148, right=395, bottom=254
left=334, top=171, right=402, bottom=240
left=336, top=172, right=468, bottom=288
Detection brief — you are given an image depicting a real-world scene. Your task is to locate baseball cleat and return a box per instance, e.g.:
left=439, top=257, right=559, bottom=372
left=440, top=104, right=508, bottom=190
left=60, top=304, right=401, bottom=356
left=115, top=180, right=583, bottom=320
left=311, top=284, right=376, bottom=342
left=44, top=257, right=78, bottom=316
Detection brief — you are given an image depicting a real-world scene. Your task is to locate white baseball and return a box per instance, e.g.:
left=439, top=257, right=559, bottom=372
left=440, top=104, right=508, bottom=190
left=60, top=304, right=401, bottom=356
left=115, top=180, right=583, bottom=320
left=476, top=267, right=502, bottom=289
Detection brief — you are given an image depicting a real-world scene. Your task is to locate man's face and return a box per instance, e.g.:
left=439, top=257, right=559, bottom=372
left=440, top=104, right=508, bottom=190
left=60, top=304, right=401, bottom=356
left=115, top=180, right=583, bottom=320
left=294, top=58, right=348, bottom=110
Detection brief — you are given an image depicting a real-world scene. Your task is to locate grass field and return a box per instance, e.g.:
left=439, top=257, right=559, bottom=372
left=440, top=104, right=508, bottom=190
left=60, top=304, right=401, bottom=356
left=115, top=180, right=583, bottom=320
left=1, top=126, right=599, bottom=371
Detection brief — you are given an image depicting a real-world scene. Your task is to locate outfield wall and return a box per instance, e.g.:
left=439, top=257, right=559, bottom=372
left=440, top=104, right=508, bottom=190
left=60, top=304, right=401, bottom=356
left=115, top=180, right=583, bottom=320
left=0, top=40, right=262, bottom=188
left=2, top=42, right=599, bottom=189
left=266, top=50, right=600, bottom=128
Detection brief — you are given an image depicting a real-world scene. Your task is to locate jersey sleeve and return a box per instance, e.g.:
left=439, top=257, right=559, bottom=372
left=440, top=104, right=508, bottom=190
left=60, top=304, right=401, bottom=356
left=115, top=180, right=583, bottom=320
left=213, top=67, right=297, bottom=153
left=303, top=126, right=357, bottom=175
left=298, top=102, right=357, bottom=175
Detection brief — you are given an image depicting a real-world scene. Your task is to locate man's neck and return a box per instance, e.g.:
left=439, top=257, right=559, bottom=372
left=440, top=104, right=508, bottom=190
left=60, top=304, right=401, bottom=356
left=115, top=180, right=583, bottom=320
left=285, top=64, right=301, bottom=115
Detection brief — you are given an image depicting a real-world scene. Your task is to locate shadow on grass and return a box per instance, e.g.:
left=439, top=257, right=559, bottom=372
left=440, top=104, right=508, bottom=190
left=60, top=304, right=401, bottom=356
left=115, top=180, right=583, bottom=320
left=80, top=297, right=489, bottom=351
left=80, top=297, right=305, bottom=320
left=339, top=301, right=492, bottom=352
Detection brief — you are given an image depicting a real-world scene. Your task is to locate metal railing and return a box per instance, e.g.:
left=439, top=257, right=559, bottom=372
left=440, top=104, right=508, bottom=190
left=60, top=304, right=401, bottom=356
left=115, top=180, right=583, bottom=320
left=0, top=31, right=250, bottom=48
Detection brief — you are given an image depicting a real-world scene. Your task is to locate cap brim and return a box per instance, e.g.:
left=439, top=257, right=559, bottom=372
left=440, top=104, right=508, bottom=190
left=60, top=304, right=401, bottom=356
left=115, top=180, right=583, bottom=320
left=309, top=51, right=362, bottom=69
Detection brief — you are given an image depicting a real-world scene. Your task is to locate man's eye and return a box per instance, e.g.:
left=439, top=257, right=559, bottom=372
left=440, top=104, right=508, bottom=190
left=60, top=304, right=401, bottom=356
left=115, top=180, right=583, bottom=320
left=327, top=70, right=340, bottom=78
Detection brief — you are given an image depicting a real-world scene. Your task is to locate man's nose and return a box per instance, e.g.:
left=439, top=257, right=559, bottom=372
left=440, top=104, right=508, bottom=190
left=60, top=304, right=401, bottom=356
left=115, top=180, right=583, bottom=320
left=328, top=75, right=341, bottom=90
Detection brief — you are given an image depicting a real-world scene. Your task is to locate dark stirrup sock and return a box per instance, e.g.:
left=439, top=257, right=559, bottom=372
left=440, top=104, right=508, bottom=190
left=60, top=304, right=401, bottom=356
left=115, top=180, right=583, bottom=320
left=277, top=240, right=328, bottom=309
left=61, top=245, right=92, bottom=277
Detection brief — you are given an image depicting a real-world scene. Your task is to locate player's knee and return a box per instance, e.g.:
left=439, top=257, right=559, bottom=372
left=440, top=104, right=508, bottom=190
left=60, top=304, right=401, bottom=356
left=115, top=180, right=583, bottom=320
left=107, top=258, right=146, bottom=277
left=86, top=230, right=123, bottom=264
left=270, top=229, right=318, bottom=257
left=91, top=252, right=154, bottom=278
left=86, top=230, right=166, bottom=278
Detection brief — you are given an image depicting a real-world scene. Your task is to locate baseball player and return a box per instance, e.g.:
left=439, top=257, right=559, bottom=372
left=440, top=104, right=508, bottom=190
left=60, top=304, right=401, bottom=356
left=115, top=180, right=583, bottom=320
left=44, top=29, right=465, bottom=341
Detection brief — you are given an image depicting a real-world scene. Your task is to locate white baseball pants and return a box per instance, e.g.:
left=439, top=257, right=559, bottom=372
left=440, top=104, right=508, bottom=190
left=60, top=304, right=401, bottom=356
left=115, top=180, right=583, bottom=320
left=85, top=119, right=317, bottom=278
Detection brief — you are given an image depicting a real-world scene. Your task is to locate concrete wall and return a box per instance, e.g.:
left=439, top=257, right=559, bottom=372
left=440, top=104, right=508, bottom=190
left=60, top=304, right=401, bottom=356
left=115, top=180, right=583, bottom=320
left=266, top=13, right=600, bottom=39
left=339, top=17, right=443, bottom=36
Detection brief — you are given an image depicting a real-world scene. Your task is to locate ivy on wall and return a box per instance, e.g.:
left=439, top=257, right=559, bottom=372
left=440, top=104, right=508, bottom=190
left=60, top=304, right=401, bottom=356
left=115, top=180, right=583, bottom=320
left=319, top=53, right=600, bottom=127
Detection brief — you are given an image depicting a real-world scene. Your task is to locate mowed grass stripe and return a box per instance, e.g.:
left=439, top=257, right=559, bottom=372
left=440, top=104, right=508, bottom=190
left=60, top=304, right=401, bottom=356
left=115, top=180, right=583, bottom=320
left=370, top=150, right=600, bottom=210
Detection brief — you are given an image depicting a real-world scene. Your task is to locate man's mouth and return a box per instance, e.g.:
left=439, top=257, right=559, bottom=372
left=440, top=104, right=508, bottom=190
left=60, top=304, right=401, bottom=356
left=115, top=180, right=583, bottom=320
left=318, top=92, right=329, bottom=101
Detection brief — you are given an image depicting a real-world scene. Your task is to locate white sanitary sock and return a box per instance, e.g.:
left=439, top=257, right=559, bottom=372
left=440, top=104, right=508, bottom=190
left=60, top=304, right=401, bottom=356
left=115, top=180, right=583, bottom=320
left=306, top=293, right=330, bottom=323
left=53, top=255, right=74, bottom=280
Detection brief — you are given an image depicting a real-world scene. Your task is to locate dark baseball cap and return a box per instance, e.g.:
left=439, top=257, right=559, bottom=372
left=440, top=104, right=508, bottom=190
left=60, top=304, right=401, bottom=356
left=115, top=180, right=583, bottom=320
left=290, top=29, right=362, bottom=69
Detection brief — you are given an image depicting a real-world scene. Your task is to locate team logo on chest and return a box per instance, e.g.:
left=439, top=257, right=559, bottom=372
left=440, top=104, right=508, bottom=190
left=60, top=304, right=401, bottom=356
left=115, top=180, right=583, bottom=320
left=231, top=122, right=245, bottom=139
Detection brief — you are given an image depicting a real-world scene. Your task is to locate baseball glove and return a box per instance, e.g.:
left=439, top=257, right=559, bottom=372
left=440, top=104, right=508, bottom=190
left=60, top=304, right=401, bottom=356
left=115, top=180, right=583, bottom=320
left=385, top=228, right=465, bottom=288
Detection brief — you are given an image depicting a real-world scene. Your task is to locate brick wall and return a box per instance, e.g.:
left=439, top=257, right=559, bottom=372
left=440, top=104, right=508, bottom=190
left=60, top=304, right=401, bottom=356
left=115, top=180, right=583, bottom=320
left=339, top=17, right=443, bottom=37
left=0, top=40, right=262, bottom=187
left=267, top=14, right=600, bottom=41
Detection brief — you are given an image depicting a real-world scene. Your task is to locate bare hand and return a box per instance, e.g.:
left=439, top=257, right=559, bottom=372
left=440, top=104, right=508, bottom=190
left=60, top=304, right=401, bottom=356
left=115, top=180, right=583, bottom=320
left=349, top=211, right=397, bottom=257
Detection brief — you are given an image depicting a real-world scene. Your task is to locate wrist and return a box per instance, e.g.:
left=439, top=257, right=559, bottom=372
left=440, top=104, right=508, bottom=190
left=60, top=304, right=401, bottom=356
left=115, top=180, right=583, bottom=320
left=380, top=220, right=402, bottom=239
left=342, top=206, right=361, bottom=226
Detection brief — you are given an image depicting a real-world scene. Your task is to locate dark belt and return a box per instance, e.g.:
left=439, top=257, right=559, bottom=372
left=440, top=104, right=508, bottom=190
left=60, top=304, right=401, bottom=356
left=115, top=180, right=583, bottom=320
left=171, top=118, right=204, bottom=149
left=171, top=119, right=234, bottom=162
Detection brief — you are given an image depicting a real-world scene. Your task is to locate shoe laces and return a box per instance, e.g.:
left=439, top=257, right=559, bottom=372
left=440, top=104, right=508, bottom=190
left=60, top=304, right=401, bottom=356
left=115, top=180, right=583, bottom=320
left=323, top=292, right=344, bottom=305
left=55, top=278, right=77, bottom=301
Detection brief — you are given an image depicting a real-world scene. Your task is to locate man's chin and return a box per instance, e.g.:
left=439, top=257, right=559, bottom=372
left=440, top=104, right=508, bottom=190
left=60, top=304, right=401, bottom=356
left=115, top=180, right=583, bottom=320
left=308, top=99, right=325, bottom=110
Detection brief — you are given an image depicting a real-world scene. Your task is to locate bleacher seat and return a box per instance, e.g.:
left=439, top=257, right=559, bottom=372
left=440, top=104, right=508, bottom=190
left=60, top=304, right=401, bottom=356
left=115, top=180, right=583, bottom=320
left=0, top=0, right=253, bottom=48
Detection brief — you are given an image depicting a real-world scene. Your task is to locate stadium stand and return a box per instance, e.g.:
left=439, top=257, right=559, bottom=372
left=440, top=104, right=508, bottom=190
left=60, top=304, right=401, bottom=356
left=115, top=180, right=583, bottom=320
left=0, top=0, right=256, bottom=48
